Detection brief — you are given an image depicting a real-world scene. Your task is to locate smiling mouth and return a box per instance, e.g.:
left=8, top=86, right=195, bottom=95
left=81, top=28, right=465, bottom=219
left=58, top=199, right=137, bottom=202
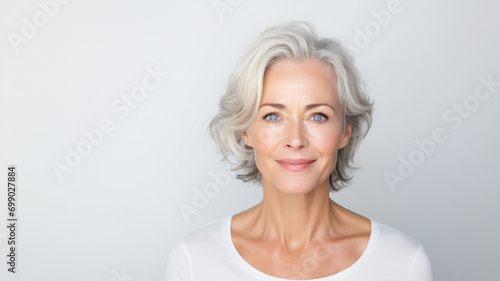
left=276, top=159, right=316, bottom=171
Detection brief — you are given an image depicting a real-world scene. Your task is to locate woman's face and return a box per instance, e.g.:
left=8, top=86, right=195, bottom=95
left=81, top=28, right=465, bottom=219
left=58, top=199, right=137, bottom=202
left=242, top=58, right=352, bottom=194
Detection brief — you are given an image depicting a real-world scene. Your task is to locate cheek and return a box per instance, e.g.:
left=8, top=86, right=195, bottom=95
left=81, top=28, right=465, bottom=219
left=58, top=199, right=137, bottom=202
left=249, top=124, right=283, bottom=168
left=310, top=125, right=343, bottom=154
left=251, top=123, right=283, bottom=148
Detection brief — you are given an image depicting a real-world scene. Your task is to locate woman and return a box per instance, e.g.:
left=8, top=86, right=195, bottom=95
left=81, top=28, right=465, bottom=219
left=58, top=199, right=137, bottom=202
left=165, top=21, right=434, bottom=280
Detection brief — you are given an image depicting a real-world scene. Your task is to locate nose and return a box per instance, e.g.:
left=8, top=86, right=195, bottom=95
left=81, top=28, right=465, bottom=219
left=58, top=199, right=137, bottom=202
left=283, top=119, right=308, bottom=150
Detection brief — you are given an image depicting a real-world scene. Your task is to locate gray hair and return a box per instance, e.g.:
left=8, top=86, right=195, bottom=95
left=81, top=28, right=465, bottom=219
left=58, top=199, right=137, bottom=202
left=208, top=21, right=373, bottom=191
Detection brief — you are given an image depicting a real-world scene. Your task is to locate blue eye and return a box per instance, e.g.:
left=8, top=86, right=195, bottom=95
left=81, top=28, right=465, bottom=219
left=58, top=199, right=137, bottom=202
left=311, top=113, right=326, bottom=122
left=264, top=113, right=280, bottom=122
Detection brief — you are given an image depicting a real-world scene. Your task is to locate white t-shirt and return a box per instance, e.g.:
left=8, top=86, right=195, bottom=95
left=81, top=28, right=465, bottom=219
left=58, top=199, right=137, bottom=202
left=165, top=215, right=434, bottom=281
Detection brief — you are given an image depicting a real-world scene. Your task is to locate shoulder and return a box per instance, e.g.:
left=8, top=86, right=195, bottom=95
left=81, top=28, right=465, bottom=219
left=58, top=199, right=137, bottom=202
left=167, top=216, right=230, bottom=260
left=183, top=216, right=229, bottom=245
left=165, top=216, right=232, bottom=280
left=368, top=220, right=434, bottom=280
left=373, top=221, right=431, bottom=251
left=371, top=220, right=423, bottom=256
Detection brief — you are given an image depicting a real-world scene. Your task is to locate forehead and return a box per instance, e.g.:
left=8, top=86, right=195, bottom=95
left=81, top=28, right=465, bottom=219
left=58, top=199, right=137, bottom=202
left=261, top=58, right=338, bottom=104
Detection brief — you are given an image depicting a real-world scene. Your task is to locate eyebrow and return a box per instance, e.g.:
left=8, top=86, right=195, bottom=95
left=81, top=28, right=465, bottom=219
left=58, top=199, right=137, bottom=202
left=259, top=103, right=336, bottom=113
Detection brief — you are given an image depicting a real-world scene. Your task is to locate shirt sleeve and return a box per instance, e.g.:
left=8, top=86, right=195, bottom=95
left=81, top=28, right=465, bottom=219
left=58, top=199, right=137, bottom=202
left=165, top=239, right=193, bottom=281
left=408, top=244, right=434, bottom=281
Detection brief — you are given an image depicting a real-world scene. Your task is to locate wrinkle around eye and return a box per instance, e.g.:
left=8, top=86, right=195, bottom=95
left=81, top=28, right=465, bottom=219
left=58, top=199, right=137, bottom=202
left=262, top=112, right=333, bottom=123
left=263, top=112, right=281, bottom=122
left=308, top=112, right=329, bottom=123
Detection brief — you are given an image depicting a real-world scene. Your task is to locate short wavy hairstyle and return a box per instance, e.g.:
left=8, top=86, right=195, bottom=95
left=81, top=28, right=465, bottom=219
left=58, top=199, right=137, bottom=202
left=208, top=21, right=373, bottom=191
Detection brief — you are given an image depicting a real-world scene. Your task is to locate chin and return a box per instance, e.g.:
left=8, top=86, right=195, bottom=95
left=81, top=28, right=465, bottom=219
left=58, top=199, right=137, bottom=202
left=269, top=177, right=320, bottom=195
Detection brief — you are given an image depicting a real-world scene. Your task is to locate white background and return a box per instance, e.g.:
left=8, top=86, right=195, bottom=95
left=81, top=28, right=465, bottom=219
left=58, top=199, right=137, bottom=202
left=1, top=0, right=499, bottom=280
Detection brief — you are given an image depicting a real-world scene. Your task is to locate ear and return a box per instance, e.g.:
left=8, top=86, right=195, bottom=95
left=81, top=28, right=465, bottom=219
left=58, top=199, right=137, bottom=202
left=242, top=129, right=253, bottom=148
left=338, top=121, right=353, bottom=149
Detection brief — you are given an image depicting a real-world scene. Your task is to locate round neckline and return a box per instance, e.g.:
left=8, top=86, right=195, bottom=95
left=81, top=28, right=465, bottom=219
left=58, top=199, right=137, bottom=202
left=224, top=215, right=378, bottom=281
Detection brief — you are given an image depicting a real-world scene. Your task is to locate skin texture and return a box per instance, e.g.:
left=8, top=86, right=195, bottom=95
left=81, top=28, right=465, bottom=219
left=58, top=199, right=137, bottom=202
left=235, top=58, right=371, bottom=279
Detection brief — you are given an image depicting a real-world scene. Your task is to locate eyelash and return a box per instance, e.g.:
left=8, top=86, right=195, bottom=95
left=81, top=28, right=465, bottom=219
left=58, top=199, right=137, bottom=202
left=263, top=112, right=329, bottom=123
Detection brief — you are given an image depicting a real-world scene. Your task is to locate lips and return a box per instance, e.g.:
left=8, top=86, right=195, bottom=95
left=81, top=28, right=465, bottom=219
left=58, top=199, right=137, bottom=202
left=276, top=159, right=315, bottom=171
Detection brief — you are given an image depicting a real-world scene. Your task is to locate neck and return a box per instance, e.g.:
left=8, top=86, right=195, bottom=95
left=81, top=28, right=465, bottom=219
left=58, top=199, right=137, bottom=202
left=253, top=179, right=339, bottom=250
